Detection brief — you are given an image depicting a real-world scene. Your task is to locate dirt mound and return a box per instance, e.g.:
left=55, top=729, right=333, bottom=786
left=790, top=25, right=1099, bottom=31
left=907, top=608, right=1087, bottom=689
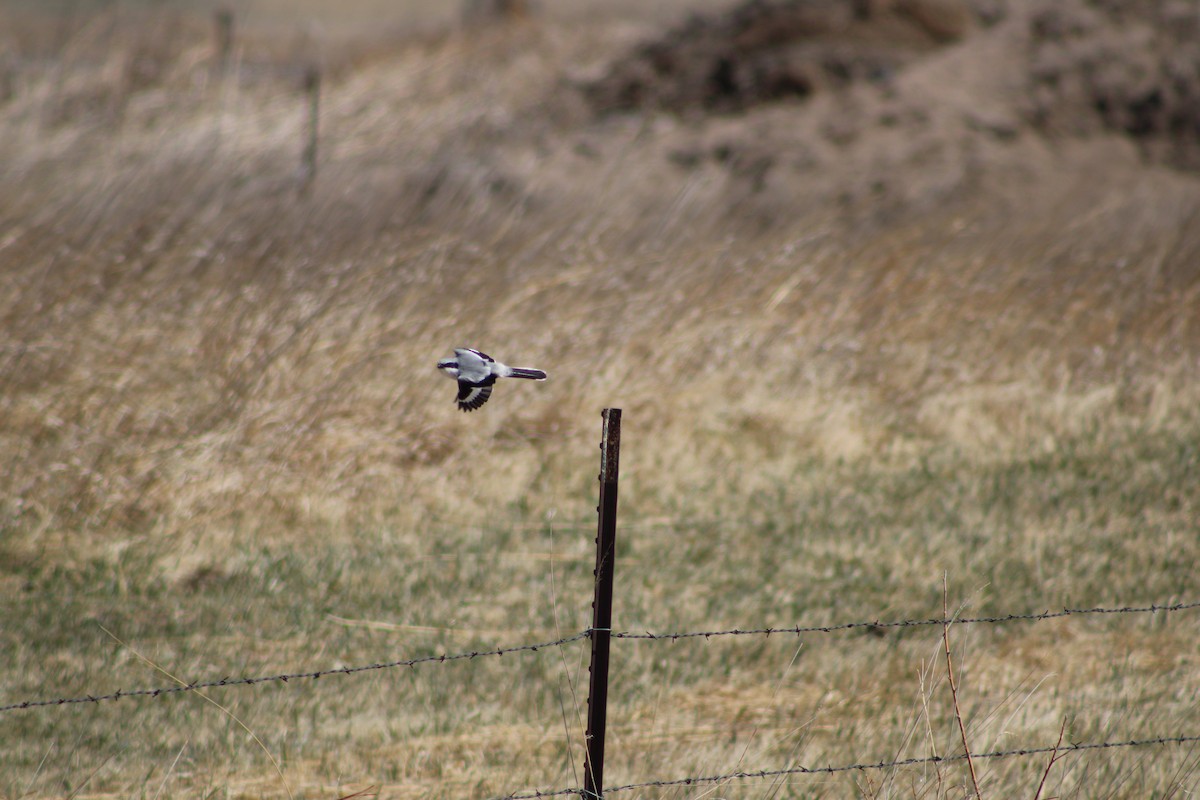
left=583, top=0, right=1200, bottom=174
left=584, top=0, right=973, bottom=114
left=1026, top=0, right=1200, bottom=170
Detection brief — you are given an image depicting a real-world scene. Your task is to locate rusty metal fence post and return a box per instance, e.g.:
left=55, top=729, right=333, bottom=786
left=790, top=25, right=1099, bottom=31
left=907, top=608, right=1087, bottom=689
left=583, top=408, right=621, bottom=800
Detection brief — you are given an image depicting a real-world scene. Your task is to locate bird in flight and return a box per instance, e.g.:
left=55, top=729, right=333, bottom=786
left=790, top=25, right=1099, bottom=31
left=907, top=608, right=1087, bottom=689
left=437, top=347, right=547, bottom=411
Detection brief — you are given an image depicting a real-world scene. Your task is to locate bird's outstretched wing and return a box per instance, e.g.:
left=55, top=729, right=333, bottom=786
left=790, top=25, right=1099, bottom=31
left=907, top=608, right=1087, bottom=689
left=454, top=348, right=494, bottom=383
left=458, top=347, right=493, bottom=363
left=456, top=381, right=493, bottom=412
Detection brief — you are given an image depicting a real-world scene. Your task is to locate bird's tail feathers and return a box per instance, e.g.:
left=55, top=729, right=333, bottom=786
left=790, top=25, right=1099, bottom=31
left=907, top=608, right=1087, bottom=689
left=509, top=367, right=547, bottom=380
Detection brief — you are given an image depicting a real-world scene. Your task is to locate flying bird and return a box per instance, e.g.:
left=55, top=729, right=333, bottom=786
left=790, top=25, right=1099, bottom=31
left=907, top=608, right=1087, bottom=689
left=437, top=347, right=547, bottom=412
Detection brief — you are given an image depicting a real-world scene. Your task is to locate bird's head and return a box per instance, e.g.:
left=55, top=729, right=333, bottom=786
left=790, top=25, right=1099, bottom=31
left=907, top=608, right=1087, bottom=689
left=436, top=358, right=459, bottom=379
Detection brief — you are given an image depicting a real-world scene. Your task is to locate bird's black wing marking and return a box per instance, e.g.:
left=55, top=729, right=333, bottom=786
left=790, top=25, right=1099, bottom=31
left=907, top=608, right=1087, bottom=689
left=457, top=382, right=493, bottom=411
left=464, top=348, right=494, bottom=363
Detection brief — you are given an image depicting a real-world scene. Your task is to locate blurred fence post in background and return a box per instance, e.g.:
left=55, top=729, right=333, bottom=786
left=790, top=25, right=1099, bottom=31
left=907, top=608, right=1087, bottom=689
left=299, top=64, right=321, bottom=189
left=212, top=8, right=234, bottom=75
left=584, top=408, right=622, bottom=800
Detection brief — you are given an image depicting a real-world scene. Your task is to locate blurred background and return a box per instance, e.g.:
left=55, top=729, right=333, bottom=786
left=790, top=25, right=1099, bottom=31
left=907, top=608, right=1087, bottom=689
left=2, top=0, right=1198, bottom=797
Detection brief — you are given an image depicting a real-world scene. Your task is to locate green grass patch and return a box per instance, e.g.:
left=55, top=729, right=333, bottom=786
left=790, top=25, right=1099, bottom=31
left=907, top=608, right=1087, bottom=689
left=3, top=419, right=1198, bottom=798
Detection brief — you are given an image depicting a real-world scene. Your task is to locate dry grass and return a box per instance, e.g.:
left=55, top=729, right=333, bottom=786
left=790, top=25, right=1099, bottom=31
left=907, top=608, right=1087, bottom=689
left=2, top=1, right=1199, bottom=798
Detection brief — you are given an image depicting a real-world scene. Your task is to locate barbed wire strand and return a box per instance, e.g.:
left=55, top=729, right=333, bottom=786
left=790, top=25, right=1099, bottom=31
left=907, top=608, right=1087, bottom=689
left=4, top=601, right=1196, bottom=715
left=612, top=600, right=1200, bottom=641
left=489, top=734, right=1200, bottom=799
left=0, top=631, right=591, bottom=715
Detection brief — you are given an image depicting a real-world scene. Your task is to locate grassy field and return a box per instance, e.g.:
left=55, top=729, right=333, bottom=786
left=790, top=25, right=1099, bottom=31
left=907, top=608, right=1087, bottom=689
left=2, top=1, right=1199, bottom=798
left=3, top=419, right=1199, bottom=798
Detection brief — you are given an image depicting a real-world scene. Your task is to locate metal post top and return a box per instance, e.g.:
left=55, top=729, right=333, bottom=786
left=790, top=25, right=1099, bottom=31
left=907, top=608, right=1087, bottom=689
left=600, top=408, right=622, bottom=482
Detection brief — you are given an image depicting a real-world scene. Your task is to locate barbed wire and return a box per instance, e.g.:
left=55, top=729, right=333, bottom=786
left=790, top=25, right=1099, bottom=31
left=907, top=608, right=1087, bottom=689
left=0, top=631, right=591, bottom=715
left=489, top=733, right=1200, bottom=799
left=611, top=600, right=1200, bottom=642
left=6, top=601, right=1196, bottom=716
left=488, top=787, right=583, bottom=799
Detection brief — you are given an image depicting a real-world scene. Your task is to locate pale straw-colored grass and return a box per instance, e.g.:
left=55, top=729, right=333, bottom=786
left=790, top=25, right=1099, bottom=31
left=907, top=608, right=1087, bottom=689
left=2, top=2, right=1199, bottom=798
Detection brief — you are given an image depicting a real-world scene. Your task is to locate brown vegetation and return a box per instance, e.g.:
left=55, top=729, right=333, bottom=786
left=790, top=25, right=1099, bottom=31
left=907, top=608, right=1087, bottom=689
left=1, top=0, right=1198, bottom=797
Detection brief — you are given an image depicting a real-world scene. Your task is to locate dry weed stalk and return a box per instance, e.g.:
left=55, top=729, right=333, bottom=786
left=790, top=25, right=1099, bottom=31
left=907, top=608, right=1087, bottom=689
left=943, top=575, right=983, bottom=800
left=1032, top=720, right=1068, bottom=800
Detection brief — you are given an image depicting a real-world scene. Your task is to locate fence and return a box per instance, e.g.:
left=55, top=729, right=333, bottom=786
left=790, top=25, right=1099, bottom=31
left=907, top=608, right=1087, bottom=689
left=5, top=408, right=1199, bottom=797
left=6, top=604, right=1198, bottom=714
left=4, top=7, right=323, bottom=184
